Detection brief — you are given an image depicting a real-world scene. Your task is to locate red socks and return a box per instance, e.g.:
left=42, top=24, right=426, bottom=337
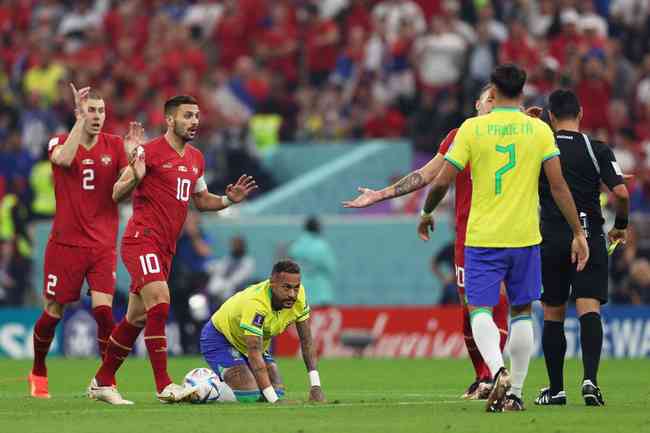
left=95, top=319, right=143, bottom=387
left=92, top=305, right=115, bottom=358
left=144, top=303, right=172, bottom=393
left=493, top=292, right=510, bottom=352
left=31, top=311, right=61, bottom=377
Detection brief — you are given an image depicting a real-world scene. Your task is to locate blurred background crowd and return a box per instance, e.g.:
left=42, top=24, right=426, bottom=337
left=1, top=0, right=650, bottom=311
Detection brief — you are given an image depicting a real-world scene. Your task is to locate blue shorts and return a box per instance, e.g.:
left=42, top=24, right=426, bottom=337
left=464, top=246, right=541, bottom=307
left=199, top=321, right=275, bottom=380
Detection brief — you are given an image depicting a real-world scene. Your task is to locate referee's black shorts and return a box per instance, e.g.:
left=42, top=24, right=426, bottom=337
left=540, top=227, right=608, bottom=306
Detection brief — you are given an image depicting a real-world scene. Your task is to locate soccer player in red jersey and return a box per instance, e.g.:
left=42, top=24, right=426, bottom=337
left=88, top=95, right=257, bottom=405
left=343, top=85, right=510, bottom=399
left=29, top=84, right=141, bottom=399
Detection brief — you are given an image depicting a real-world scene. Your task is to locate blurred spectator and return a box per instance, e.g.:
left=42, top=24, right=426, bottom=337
left=205, top=236, right=256, bottom=303
left=412, top=16, right=467, bottom=92
left=431, top=241, right=457, bottom=305
left=23, top=46, right=66, bottom=105
left=170, top=210, right=214, bottom=353
left=300, top=3, right=340, bottom=87
left=0, top=180, right=32, bottom=305
left=372, top=0, right=426, bottom=43
left=29, top=147, right=54, bottom=220
left=289, top=216, right=337, bottom=307
left=575, top=54, right=612, bottom=133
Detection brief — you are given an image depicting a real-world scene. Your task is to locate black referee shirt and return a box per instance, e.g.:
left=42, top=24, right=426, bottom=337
left=539, top=130, right=624, bottom=234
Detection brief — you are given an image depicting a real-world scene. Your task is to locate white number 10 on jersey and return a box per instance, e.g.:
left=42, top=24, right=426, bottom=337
left=176, top=178, right=191, bottom=201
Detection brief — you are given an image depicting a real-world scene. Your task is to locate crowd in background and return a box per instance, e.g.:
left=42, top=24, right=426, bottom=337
left=1, top=0, right=650, bottom=307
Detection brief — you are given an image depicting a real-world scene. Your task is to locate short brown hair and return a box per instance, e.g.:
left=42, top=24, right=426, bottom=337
left=87, top=90, right=103, bottom=100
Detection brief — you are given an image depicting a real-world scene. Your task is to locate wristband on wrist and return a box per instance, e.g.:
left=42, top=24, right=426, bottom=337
left=420, top=209, right=432, bottom=218
left=222, top=196, right=232, bottom=207
left=308, top=370, right=321, bottom=387
left=262, top=386, right=279, bottom=403
left=614, top=216, right=628, bottom=229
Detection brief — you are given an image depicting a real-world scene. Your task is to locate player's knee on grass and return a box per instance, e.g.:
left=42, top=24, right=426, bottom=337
left=223, top=365, right=261, bottom=403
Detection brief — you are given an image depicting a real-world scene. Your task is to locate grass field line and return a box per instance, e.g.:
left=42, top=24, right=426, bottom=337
left=0, top=399, right=467, bottom=416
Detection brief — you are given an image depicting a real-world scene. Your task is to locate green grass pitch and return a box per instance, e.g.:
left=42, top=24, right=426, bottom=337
left=1, top=357, right=648, bottom=433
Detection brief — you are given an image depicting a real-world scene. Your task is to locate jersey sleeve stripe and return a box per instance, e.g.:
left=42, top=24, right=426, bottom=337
left=542, top=151, right=560, bottom=162
left=239, top=324, right=263, bottom=336
left=444, top=155, right=465, bottom=171
left=297, top=309, right=311, bottom=320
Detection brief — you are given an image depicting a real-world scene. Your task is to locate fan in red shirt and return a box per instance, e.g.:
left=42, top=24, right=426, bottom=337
left=28, top=84, right=136, bottom=399
left=89, top=95, right=257, bottom=405
left=343, top=85, right=510, bottom=399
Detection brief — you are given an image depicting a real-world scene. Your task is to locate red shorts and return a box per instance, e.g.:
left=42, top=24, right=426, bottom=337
left=43, top=240, right=116, bottom=304
left=121, top=237, right=172, bottom=294
left=454, top=243, right=466, bottom=298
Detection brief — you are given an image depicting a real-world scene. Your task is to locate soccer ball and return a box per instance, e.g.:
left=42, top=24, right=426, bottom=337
left=183, top=368, right=221, bottom=404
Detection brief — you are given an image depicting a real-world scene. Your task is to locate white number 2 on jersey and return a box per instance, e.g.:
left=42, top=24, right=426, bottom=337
left=176, top=178, right=191, bottom=201
left=82, top=168, right=95, bottom=190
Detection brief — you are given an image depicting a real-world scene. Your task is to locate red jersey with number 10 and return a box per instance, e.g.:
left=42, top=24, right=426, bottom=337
left=47, top=133, right=128, bottom=248
left=122, top=135, right=205, bottom=255
left=437, top=128, right=471, bottom=263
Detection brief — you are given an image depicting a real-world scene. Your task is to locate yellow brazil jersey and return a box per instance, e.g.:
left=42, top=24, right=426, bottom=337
left=210, top=279, right=311, bottom=355
left=445, top=107, right=559, bottom=247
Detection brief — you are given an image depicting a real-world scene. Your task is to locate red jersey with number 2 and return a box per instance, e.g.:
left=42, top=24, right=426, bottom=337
left=437, top=128, right=471, bottom=264
left=122, top=135, right=205, bottom=255
left=47, top=133, right=128, bottom=248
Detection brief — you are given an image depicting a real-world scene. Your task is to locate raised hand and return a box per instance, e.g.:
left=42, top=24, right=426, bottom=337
left=342, top=187, right=382, bottom=208
left=125, top=121, right=146, bottom=158
left=129, top=143, right=146, bottom=182
left=417, top=215, right=435, bottom=241
left=70, top=82, right=91, bottom=121
left=308, top=386, right=326, bottom=403
left=225, top=174, right=258, bottom=203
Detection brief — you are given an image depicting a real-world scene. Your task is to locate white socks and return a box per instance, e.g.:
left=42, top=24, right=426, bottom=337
left=508, top=315, right=534, bottom=398
left=470, top=309, right=504, bottom=377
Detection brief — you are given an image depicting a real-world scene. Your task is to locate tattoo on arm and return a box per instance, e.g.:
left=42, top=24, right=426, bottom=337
left=393, top=172, right=424, bottom=197
left=296, top=320, right=317, bottom=371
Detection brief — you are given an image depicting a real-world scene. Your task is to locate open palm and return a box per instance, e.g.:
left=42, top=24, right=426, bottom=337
left=226, top=174, right=258, bottom=203
left=342, top=187, right=381, bottom=208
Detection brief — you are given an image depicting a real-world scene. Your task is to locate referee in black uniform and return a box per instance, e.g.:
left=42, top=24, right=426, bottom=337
left=535, top=89, right=629, bottom=407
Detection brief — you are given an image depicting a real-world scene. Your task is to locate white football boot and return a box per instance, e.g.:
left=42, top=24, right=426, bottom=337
left=87, top=378, right=134, bottom=405
left=157, top=383, right=199, bottom=404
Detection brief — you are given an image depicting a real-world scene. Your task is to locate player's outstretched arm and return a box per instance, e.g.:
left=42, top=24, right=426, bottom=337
left=296, top=318, right=325, bottom=403
left=50, top=83, right=90, bottom=167
left=542, top=156, right=589, bottom=270
left=342, top=153, right=445, bottom=208
left=417, top=161, right=458, bottom=241
left=192, top=174, right=257, bottom=212
left=244, top=335, right=278, bottom=403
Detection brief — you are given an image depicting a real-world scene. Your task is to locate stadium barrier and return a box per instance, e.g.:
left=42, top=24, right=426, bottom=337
left=274, top=305, right=650, bottom=359
left=2, top=304, right=650, bottom=359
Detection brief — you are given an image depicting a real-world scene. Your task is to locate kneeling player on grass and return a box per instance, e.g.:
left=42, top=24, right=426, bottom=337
left=200, top=260, right=325, bottom=404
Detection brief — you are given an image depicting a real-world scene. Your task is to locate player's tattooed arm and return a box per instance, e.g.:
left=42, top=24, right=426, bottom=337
left=51, top=83, right=90, bottom=167
left=244, top=335, right=273, bottom=391
left=342, top=153, right=445, bottom=208
left=422, top=161, right=458, bottom=214
left=296, top=318, right=317, bottom=372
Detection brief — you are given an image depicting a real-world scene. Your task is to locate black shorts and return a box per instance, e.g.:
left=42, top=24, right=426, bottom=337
left=541, top=229, right=608, bottom=306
